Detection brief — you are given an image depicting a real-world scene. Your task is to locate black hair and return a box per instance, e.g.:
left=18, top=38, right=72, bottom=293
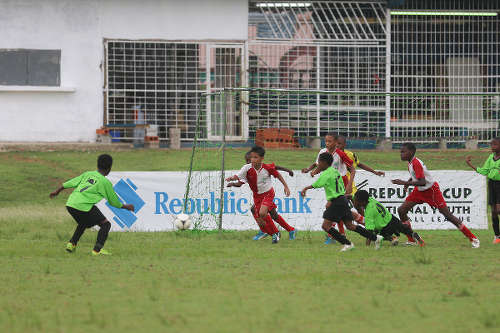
left=325, top=132, right=338, bottom=140
left=401, top=142, right=416, bottom=153
left=354, top=190, right=370, bottom=203
left=98, top=154, right=113, bottom=170
left=245, top=151, right=252, bottom=158
left=318, top=152, right=333, bottom=166
left=250, top=146, right=266, bottom=157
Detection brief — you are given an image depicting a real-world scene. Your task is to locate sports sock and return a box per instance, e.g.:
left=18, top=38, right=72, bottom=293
left=459, top=224, right=477, bottom=241
left=327, top=227, right=351, bottom=245
left=263, top=215, right=279, bottom=235
left=337, top=221, right=345, bottom=234
left=273, top=215, right=294, bottom=232
left=94, top=222, right=111, bottom=252
left=354, top=225, right=377, bottom=241
left=402, top=220, right=415, bottom=242
left=69, top=223, right=86, bottom=245
left=492, top=216, right=500, bottom=236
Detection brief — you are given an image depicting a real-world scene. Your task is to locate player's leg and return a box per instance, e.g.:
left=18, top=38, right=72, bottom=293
left=259, top=196, right=280, bottom=243
left=269, top=209, right=296, bottom=240
left=390, top=216, right=424, bottom=246
left=397, top=200, right=418, bottom=245
left=489, top=180, right=500, bottom=243
left=437, top=206, right=479, bottom=246
left=322, top=218, right=352, bottom=251
left=493, top=204, right=500, bottom=243
left=93, top=219, right=112, bottom=255
left=251, top=205, right=268, bottom=240
left=65, top=206, right=90, bottom=253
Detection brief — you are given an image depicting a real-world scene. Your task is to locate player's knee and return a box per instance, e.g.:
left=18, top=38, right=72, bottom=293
left=269, top=210, right=278, bottom=219
left=397, top=206, right=406, bottom=217
left=100, top=221, right=111, bottom=232
left=344, top=220, right=356, bottom=230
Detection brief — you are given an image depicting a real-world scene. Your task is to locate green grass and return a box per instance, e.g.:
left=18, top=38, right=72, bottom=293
left=1, top=148, right=499, bottom=332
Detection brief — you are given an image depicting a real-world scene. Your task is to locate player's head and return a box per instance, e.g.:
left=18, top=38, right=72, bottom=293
left=325, top=133, right=338, bottom=150
left=336, top=135, right=347, bottom=150
left=354, top=190, right=370, bottom=210
left=400, top=142, right=416, bottom=161
left=317, top=152, right=333, bottom=171
left=244, top=151, right=252, bottom=164
left=97, top=154, right=113, bottom=175
left=491, top=137, right=500, bottom=153
left=249, top=146, right=265, bottom=165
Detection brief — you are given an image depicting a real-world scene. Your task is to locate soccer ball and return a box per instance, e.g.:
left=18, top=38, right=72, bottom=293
left=174, top=213, right=192, bottom=230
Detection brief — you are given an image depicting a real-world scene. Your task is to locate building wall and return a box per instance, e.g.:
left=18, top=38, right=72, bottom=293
left=0, top=0, right=248, bottom=142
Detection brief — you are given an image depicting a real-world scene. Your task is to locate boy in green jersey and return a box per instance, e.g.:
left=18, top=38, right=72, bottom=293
left=353, top=190, right=424, bottom=247
left=50, top=154, right=134, bottom=255
left=301, top=153, right=383, bottom=252
left=466, top=137, right=500, bottom=243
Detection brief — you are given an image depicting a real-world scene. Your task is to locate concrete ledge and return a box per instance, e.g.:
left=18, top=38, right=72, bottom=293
left=0, top=85, right=76, bottom=92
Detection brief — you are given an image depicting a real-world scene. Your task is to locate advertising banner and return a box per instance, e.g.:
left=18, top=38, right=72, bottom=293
left=97, top=170, right=487, bottom=231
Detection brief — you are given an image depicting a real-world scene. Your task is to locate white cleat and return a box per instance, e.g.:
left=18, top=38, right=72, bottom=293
left=374, top=235, right=383, bottom=250
left=471, top=238, right=480, bottom=248
left=405, top=241, right=418, bottom=246
left=340, top=243, right=355, bottom=252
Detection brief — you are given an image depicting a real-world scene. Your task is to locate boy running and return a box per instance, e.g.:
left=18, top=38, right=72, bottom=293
left=302, top=133, right=355, bottom=241
left=301, top=153, right=383, bottom=252
left=353, top=190, right=424, bottom=247
left=227, top=151, right=297, bottom=240
left=466, top=137, right=500, bottom=244
left=49, top=154, right=134, bottom=255
left=226, top=146, right=291, bottom=244
left=392, top=143, right=480, bottom=248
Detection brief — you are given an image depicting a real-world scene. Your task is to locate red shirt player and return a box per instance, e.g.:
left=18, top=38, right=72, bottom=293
left=302, top=133, right=355, bottom=238
left=391, top=142, right=480, bottom=248
left=226, top=146, right=291, bottom=244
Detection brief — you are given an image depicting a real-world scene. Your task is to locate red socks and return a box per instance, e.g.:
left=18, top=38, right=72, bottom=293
left=264, top=214, right=279, bottom=235
left=459, top=224, right=477, bottom=241
left=274, top=215, right=294, bottom=232
left=403, top=220, right=415, bottom=242
left=337, top=221, right=345, bottom=235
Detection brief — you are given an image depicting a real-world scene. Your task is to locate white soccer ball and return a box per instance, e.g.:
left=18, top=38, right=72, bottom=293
left=174, top=213, right=192, bottom=230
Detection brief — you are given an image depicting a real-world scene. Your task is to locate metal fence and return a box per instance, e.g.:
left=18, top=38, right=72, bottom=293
left=103, top=0, right=500, bottom=143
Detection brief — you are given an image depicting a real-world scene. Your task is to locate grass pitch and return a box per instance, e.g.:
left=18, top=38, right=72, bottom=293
left=1, top=148, right=499, bottom=332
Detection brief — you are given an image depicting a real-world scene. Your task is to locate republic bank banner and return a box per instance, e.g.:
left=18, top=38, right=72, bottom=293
left=97, top=170, right=488, bottom=231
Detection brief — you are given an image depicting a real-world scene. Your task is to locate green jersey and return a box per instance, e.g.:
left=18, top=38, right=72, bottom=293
left=312, top=167, right=345, bottom=200
left=476, top=153, right=500, bottom=181
left=63, top=171, right=123, bottom=212
left=364, top=197, right=392, bottom=232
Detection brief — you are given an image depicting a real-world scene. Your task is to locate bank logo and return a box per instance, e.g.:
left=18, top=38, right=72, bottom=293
left=106, top=178, right=145, bottom=229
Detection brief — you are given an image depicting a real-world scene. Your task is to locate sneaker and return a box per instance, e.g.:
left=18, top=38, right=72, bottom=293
left=471, top=238, right=480, bottom=249
left=92, top=248, right=111, bottom=256
left=374, top=235, right=383, bottom=250
left=391, top=236, right=399, bottom=246
left=65, top=242, right=76, bottom=253
left=324, top=234, right=337, bottom=245
left=289, top=229, right=297, bottom=240
left=493, top=236, right=500, bottom=244
left=405, top=241, right=418, bottom=246
left=253, top=230, right=268, bottom=240
left=413, top=232, right=425, bottom=247
left=340, top=243, right=355, bottom=252
left=272, top=232, right=280, bottom=244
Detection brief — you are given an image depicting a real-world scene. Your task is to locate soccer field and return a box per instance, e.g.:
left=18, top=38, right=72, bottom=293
left=1, top=148, right=499, bottom=332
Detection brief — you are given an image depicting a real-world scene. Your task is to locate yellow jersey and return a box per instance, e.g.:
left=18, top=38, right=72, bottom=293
left=344, top=150, right=359, bottom=194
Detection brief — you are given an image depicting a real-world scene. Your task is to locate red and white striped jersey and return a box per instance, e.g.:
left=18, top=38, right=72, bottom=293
left=408, top=157, right=435, bottom=191
left=316, top=148, right=353, bottom=176
left=236, top=163, right=279, bottom=194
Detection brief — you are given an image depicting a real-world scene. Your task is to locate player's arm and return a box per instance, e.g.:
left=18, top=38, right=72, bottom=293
left=391, top=177, right=425, bottom=187
left=275, top=173, right=291, bottom=197
left=225, top=175, right=239, bottom=182
left=470, top=155, right=491, bottom=175
left=227, top=180, right=244, bottom=188
left=344, top=168, right=355, bottom=196
left=276, top=165, right=294, bottom=177
left=357, top=162, right=385, bottom=177
left=302, top=162, right=317, bottom=174
left=49, top=174, right=83, bottom=198
left=465, top=156, right=477, bottom=171
left=300, top=185, right=314, bottom=197
left=102, top=181, right=134, bottom=211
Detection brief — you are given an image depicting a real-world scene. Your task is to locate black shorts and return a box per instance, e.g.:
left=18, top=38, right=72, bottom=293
left=488, top=179, right=500, bottom=205
left=323, top=196, right=353, bottom=223
left=66, top=206, right=107, bottom=228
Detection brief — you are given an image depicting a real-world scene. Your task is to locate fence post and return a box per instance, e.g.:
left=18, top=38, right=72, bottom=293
left=385, top=8, right=391, bottom=139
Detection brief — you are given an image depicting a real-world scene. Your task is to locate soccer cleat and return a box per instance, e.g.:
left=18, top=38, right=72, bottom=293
left=92, top=248, right=111, bottom=256
left=324, top=234, right=337, bottom=245
left=413, top=232, right=425, bottom=247
left=471, top=238, right=480, bottom=249
left=289, top=229, right=297, bottom=240
left=253, top=230, right=268, bottom=240
left=272, top=232, right=280, bottom=244
left=405, top=240, right=418, bottom=246
left=391, top=236, right=399, bottom=246
left=340, top=243, right=355, bottom=252
left=493, top=236, right=500, bottom=244
left=374, top=235, right=383, bottom=250
left=65, top=242, right=76, bottom=253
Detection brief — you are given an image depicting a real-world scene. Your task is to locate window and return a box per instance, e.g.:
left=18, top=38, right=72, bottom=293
left=0, top=49, right=61, bottom=86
